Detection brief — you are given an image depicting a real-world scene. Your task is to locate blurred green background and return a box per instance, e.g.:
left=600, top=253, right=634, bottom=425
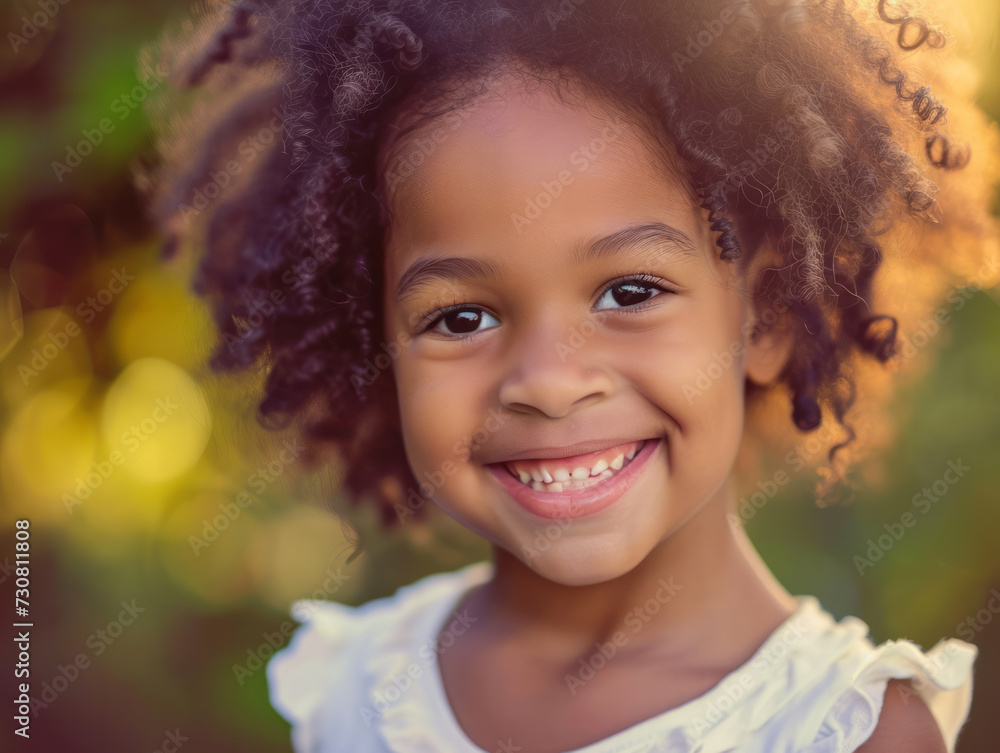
left=0, top=0, right=998, bottom=750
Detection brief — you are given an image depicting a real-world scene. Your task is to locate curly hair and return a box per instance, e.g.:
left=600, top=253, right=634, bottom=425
left=136, top=0, right=999, bottom=528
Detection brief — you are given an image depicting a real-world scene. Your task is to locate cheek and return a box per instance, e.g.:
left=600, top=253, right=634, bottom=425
left=683, top=293, right=747, bottom=401
left=614, top=302, right=747, bottom=469
left=396, top=373, right=450, bottom=472
left=617, top=309, right=745, bottom=408
left=394, top=350, right=487, bottom=476
left=393, top=355, right=503, bottom=534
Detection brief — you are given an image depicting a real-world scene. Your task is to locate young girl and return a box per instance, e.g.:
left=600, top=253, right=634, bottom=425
left=139, top=0, right=999, bottom=750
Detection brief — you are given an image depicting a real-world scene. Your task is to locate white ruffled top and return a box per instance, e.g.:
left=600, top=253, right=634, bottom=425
left=266, top=561, right=977, bottom=753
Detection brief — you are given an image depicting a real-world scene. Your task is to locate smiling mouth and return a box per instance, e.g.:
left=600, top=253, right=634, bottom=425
left=499, top=439, right=647, bottom=494
left=486, top=437, right=663, bottom=520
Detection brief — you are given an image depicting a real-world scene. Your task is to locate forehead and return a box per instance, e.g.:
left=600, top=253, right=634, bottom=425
left=378, top=66, right=700, bottom=253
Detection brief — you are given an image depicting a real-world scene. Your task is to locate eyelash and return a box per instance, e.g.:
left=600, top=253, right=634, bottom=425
left=415, top=273, right=678, bottom=339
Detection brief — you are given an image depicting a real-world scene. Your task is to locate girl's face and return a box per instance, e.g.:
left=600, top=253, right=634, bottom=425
left=381, top=71, right=789, bottom=586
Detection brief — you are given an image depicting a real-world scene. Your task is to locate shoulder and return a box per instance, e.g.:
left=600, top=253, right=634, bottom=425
left=265, top=561, right=492, bottom=747
left=804, top=632, right=978, bottom=753
left=264, top=596, right=378, bottom=746
left=747, top=598, right=978, bottom=753
left=854, top=679, right=946, bottom=753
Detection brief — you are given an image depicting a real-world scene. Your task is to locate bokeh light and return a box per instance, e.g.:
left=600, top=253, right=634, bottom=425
left=100, top=356, right=211, bottom=483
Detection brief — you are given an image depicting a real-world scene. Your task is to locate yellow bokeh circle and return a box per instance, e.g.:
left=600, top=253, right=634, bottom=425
left=100, top=357, right=212, bottom=482
left=1, top=379, right=96, bottom=521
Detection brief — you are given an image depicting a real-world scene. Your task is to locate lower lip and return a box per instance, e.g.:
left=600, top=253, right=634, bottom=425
left=486, top=438, right=662, bottom=520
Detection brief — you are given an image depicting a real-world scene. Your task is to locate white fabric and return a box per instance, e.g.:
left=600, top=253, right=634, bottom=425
left=266, top=561, right=977, bottom=753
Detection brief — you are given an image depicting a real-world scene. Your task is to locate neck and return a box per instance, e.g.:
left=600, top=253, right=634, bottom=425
left=474, top=482, right=798, bottom=663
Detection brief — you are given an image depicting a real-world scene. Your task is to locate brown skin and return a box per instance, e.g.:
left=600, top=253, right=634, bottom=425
left=856, top=680, right=947, bottom=753
left=380, top=67, right=943, bottom=753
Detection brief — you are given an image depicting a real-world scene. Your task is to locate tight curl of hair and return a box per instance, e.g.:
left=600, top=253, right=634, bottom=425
left=137, top=0, right=999, bottom=528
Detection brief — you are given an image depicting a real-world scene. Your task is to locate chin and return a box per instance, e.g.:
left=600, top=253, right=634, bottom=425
left=509, top=535, right=653, bottom=587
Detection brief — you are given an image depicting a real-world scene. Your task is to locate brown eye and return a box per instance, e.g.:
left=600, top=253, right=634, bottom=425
left=595, top=277, right=668, bottom=311
left=430, top=307, right=500, bottom=337
left=613, top=282, right=655, bottom=306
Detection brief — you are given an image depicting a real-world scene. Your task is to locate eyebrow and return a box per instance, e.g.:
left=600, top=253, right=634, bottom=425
left=394, top=222, right=699, bottom=303
left=574, top=222, right=699, bottom=264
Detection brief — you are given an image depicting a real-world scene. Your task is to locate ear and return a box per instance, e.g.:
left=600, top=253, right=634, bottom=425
left=741, top=241, right=796, bottom=388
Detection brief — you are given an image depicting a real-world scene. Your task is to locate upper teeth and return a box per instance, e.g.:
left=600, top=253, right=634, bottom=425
left=505, top=441, right=646, bottom=491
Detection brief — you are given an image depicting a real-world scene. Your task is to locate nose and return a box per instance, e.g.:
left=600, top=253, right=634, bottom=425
left=497, top=319, right=615, bottom=419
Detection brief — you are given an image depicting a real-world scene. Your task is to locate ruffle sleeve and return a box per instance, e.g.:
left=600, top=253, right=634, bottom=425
left=804, top=636, right=977, bottom=753
left=266, top=599, right=365, bottom=752
left=265, top=563, right=495, bottom=753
